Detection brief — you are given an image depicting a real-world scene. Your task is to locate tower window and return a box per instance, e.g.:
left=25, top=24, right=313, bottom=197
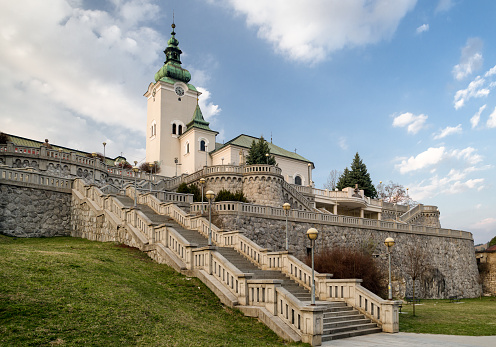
left=295, top=176, right=302, bottom=186
left=172, top=123, right=177, bottom=135
left=186, top=142, right=190, bottom=154
left=178, top=125, right=183, bottom=135
left=200, top=140, right=206, bottom=152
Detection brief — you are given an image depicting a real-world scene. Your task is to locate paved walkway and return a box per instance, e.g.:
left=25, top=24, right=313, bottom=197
left=322, top=332, right=495, bottom=346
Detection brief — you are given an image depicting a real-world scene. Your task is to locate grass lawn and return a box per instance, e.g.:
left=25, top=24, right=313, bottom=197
left=399, top=296, right=496, bottom=336
left=0, top=235, right=306, bottom=346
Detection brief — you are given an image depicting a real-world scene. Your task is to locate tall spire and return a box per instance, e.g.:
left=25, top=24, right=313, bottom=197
left=154, top=21, right=191, bottom=83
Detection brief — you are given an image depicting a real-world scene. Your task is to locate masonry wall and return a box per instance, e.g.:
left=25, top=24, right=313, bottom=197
left=0, top=184, right=71, bottom=237
left=213, top=214, right=480, bottom=299
left=479, top=253, right=496, bottom=296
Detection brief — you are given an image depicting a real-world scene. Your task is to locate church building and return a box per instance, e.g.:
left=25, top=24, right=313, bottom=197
left=144, top=23, right=314, bottom=186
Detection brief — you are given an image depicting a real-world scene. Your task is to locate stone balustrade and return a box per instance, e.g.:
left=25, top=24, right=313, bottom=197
left=0, top=165, right=72, bottom=192
left=190, top=201, right=472, bottom=240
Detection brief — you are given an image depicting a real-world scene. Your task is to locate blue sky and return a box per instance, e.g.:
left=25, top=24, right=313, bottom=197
left=1, top=0, right=495, bottom=244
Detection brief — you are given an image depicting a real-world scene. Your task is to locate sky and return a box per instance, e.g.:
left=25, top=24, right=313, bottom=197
left=1, top=0, right=495, bottom=244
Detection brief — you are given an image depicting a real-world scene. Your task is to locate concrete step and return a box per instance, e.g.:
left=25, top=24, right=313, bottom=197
left=323, top=317, right=371, bottom=328
left=324, top=313, right=366, bottom=324
left=322, top=326, right=382, bottom=342
left=323, top=322, right=378, bottom=335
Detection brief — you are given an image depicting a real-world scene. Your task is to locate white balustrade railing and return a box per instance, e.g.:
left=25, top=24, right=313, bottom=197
left=0, top=166, right=72, bottom=190
left=190, top=201, right=472, bottom=240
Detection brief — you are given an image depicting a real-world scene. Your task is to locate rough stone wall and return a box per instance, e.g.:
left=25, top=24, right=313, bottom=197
left=213, top=214, right=480, bottom=299
left=242, top=175, right=284, bottom=207
left=0, top=184, right=71, bottom=237
left=479, top=253, right=496, bottom=296
left=409, top=212, right=441, bottom=228
left=202, top=175, right=243, bottom=196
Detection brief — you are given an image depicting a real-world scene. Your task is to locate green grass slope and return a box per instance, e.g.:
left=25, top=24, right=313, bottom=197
left=0, top=235, right=304, bottom=346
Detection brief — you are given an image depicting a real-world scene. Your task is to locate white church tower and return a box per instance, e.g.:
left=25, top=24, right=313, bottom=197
left=145, top=22, right=216, bottom=177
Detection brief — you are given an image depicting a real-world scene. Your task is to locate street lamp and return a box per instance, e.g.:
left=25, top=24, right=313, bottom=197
left=306, top=227, right=318, bottom=305
left=283, top=203, right=291, bottom=251
left=132, top=165, right=139, bottom=207
left=58, top=148, right=62, bottom=177
left=199, top=178, right=206, bottom=214
left=265, top=153, right=269, bottom=164
left=206, top=190, right=215, bottom=246
left=174, top=157, right=181, bottom=177
left=91, top=152, right=97, bottom=184
left=385, top=237, right=395, bottom=300
left=102, top=142, right=107, bottom=178
left=149, top=163, right=154, bottom=192
left=307, top=163, right=312, bottom=187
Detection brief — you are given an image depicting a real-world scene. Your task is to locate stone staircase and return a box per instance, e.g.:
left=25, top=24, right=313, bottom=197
left=321, top=303, right=381, bottom=341
left=113, top=194, right=381, bottom=342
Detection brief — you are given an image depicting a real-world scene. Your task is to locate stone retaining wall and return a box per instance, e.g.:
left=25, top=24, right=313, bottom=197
left=0, top=184, right=71, bottom=237
left=213, top=214, right=480, bottom=299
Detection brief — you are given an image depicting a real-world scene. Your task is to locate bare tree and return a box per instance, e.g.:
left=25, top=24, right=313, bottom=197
left=376, top=181, right=418, bottom=207
left=404, top=244, right=430, bottom=316
left=323, top=169, right=342, bottom=190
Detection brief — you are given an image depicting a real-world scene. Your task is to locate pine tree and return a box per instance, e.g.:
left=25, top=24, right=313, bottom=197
left=336, top=153, right=377, bottom=198
left=245, top=136, right=276, bottom=165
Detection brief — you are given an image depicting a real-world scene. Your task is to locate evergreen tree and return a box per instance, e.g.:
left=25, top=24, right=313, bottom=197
left=336, top=153, right=377, bottom=198
left=245, top=136, right=276, bottom=165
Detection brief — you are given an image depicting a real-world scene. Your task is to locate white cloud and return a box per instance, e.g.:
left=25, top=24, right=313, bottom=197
left=435, top=0, right=454, bottom=13
left=487, top=106, right=496, bottom=128
left=416, top=24, right=429, bottom=34
left=197, top=87, right=221, bottom=122
left=453, top=76, right=490, bottom=109
left=222, top=0, right=417, bottom=64
left=338, top=137, right=348, bottom=150
left=433, top=124, right=462, bottom=140
left=392, top=112, right=428, bottom=134
left=396, top=147, right=445, bottom=174
left=396, top=146, right=482, bottom=174
left=409, top=174, right=485, bottom=201
left=452, top=38, right=483, bottom=81
left=470, top=104, right=486, bottom=128
left=484, top=64, right=496, bottom=77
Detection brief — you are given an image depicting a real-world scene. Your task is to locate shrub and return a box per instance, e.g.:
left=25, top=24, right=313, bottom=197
left=177, top=183, right=203, bottom=202
left=305, top=246, right=387, bottom=298
left=214, top=189, right=247, bottom=202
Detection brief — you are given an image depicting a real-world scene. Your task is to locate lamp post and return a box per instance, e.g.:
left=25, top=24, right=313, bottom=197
left=205, top=144, right=208, bottom=167
left=91, top=152, right=97, bottom=184
left=283, top=203, right=291, bottom=251
left=385, top=237, right=395, bottom=300
left=206, top=190, right=215, bottom=246
left=174, top=157, right=181, bottom=177
left=199, top=178, right=206, bottom=214
left=307, top=163, right=312, bottom=187
left=132, top=164, right=139, bottom=208
left=149, top=163, right=154, bottom=192
left=102, top=142, right=107, bottom=176
left=306, top=227, right=318, bottom=305
left=58, top=148, right=62, bottom=177
left=265, top=153, right=269, bottom=164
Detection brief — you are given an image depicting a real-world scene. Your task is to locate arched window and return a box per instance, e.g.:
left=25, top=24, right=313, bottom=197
left=172, top=123, right=177, bottom=134
left=186, top=142, right=190, bottom=154
left=295, top=176, right=302, bottom=186
left=178, top=125, right=183, bottom=135
left=200, top=140, right=206, bottom=152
